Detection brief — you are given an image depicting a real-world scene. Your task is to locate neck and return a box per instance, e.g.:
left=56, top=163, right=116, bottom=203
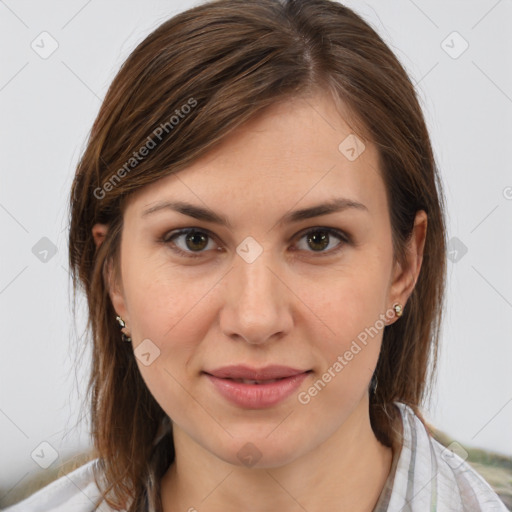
left=160, top=396, right=393, bottom=512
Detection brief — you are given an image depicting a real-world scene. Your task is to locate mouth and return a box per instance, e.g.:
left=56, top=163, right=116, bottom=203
left=203, top=364, right=312, bottom=380
left=222, top=377, right=289, bottom=385
left=202, top=366, right=313, bottom=409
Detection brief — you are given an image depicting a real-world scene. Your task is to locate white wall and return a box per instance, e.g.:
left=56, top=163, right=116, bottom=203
left=1, top=0, right=511, bottom=506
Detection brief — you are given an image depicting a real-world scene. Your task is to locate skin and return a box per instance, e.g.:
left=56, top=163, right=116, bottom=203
left=93, top=92, right=427, bottom=512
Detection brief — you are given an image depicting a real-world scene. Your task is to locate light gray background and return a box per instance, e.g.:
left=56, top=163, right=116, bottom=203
left=1, top=0, right=511, bottom=506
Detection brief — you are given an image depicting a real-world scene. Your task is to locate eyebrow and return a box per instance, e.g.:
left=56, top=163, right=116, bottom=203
left=141, top=197, right=368, bottom=227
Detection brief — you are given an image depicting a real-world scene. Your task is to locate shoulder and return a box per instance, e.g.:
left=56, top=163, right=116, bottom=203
left=3, top=459, right=118, bottom=512
left=390, top=402, right=509, bottom=511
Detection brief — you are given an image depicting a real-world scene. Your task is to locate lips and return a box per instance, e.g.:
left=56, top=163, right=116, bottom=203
left=204, top=364, right=310, bottom=381
left=229, top=378, right=282, bottom=384
left=203, top=365, right=312, bottom=408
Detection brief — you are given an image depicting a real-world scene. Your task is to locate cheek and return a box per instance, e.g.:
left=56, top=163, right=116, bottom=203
left=124, top=271, right=208, bottom=421
left=121, top=256, right=221, bottom=409
left=121, top=246, right=217, bottom=341
left=306, top=257, right=390, bottom=392
left=315, top=251, right=389, bottom=328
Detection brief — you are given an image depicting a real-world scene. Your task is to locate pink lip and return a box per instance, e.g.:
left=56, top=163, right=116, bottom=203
left=203, top=365, right=312, bottom=409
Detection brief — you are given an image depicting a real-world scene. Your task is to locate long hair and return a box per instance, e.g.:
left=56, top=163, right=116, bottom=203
left=68, top=0, right=446, bottom=509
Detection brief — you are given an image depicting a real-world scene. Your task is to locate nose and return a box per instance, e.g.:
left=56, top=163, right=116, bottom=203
left=219, top=248, right=294, bottom=345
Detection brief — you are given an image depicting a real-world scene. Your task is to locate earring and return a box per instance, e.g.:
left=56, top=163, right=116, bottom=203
left=115, top=315, right=132, bottom=343
left=393, top=303, right=403, bottom=318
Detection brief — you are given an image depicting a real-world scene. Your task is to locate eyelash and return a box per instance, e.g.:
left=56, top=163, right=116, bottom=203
left=159, top=227, right=351, bottom=259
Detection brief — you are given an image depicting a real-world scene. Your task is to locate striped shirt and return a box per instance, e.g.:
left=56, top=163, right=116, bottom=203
left=373, top=402, right=508, bottom=511
left=4, top=402, right=508, bottom=511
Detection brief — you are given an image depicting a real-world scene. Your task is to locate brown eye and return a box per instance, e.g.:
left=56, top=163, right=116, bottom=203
left=306, top=230, right=330, bottom=251
left=184, top=231, right=209, bottom=251
left=163, top=228, right=218, bottom=258
left=295, top=228, right=349, bottom=255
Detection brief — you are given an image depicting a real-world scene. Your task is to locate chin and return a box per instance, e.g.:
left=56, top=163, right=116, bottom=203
left=207, top=433, right=308, bottom=470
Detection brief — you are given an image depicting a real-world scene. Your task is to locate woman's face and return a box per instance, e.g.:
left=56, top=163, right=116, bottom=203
left=104, top=92, right=424, bottom=468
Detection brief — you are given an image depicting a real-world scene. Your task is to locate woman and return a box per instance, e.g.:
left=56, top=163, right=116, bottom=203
left=6, top=0, right=508, bottom=510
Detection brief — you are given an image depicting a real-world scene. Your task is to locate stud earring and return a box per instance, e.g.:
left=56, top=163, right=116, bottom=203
left=115, top=315, right=132, bottom=342
left=393, top=303, right=403, bottom=318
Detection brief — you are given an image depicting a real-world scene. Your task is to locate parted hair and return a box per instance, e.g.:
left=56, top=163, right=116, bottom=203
left=68, top=0, right=446, bottom=509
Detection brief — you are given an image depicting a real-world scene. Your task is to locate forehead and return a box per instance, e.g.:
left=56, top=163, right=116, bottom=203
left=128, top=93, right=387, bottom=220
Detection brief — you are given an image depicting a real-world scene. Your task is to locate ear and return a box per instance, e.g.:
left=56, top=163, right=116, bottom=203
left=92, top=223, right=108, bottom=249
left=91, top=223, right=130, bottom=327
left=388, top=210, right=427, bottom=317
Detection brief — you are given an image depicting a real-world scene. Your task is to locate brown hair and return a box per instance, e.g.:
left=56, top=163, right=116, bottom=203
left=68, top=0, right=446, bottom=509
